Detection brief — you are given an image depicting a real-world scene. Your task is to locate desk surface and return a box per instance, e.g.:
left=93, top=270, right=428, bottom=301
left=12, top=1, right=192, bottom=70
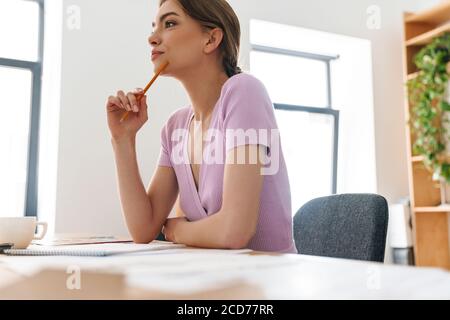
left=1, top=244, right=450, bottom=299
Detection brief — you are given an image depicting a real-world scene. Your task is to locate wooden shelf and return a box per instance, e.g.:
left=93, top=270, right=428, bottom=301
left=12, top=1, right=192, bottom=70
left=415, top=205, right=450, bottom=212
left=405, top=1, right=450, bottom=25
left=406, top=22, right=450, bottom=46
left=407, top=72, right=420, bottom=80
left=403, top=2, right=450, bottom=270
left=411, top=155, right=450, bottom=163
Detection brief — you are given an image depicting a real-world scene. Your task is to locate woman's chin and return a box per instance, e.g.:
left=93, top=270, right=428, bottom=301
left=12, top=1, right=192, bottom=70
left=155, top=67, right=169, bottom=76
left=153, top=60, right=170, bottom=74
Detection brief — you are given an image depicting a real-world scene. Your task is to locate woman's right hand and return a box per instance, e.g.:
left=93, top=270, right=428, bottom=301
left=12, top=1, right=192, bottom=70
left=106, top=88, right=149, bottom=141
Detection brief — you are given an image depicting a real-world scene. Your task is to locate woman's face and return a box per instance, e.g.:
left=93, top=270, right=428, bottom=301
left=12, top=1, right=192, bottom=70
left=148, top=0, right=211, bottom=77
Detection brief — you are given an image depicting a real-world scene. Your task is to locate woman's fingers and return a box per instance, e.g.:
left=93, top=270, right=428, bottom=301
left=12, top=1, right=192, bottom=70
left=107, top=95, right=122, bottom=109
left=140, top=95, right=148, bottom=120
left=127, top=92, right=139, bottom=112
left=117, top=90, right=131, bottom=111
left=133, top=88, right=146, bottom=110
left=112, top=89, right=147, bottom=115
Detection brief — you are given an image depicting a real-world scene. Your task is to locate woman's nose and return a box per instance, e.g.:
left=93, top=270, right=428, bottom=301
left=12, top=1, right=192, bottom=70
left=148, top=32, right=160, bottom=46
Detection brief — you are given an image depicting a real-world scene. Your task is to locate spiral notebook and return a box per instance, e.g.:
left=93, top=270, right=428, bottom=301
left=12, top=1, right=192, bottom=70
left=3, top=242, right=186, bottom=257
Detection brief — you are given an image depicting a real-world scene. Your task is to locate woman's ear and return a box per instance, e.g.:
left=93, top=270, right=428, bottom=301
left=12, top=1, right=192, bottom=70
left=204, top=27, right=223, bottom=54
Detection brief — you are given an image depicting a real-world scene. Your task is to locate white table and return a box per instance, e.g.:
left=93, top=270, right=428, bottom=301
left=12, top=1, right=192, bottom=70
left=0, top=246, right=449, bottom=299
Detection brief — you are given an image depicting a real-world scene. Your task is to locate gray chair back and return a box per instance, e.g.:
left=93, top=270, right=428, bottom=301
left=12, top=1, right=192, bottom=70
left=293, top=193, right=388, bottom=262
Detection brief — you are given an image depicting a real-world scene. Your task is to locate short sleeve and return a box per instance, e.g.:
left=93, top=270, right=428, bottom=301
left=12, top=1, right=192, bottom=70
left=222, top=75, right=276, bottom=154
left=157, top=124, right=172, bottom=167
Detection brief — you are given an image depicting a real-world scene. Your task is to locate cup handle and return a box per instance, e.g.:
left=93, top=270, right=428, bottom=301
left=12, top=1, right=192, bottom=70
left=33, top=222, right=48, bottom=240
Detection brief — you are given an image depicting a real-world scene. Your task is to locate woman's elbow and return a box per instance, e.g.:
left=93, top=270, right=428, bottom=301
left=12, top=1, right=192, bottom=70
left=223, top=228, right=256, bottom=249
left=226, top=238, right=249, bottom=249
left=131, top=229, right=159, bottom=244
left=132, top=235, right=153, bottom=244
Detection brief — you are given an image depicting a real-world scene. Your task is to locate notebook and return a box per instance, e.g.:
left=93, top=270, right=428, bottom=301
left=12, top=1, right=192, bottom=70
left=2, top=241, right=186, bottom=257
left=32, top=234, right=134, bottom=246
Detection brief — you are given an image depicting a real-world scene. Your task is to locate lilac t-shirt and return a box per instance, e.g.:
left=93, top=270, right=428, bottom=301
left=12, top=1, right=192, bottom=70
left=158, top=73, right=297, bottom=253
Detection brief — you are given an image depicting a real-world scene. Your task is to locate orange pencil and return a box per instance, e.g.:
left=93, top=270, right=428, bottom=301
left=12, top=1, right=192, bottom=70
left=120, top=60, right=170, bottom=123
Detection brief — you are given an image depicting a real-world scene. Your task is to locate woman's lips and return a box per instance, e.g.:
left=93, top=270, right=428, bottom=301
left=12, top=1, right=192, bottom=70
left=151, top=52, right=164, bottom=61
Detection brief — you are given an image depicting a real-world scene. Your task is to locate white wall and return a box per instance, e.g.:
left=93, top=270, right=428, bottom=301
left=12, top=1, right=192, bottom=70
left=39, top=0, right=443, bottom=235
left=37, top=0, right=63, bottom=236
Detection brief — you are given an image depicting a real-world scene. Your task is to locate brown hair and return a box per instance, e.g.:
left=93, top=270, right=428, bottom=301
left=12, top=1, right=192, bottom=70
left=159, top=0, right=242, bottom=77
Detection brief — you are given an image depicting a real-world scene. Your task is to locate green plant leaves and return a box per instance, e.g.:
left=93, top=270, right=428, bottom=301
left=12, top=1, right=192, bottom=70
left=408, top=32, right=450, bottom=181
left=441, top=101, right=450, bottom=111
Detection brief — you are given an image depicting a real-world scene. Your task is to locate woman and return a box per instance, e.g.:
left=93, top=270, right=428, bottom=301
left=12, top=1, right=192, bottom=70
left=106, top=0, right=297, bottom=253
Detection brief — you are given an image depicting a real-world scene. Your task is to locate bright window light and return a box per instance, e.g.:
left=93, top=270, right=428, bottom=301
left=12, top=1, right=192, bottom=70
left=0, top=66, right=33, bottom=217
left=275, top=110, right=334, bottom=213
left=250, top=51, right=329, bottom=108
left=0, top=0, right=39, bottom=61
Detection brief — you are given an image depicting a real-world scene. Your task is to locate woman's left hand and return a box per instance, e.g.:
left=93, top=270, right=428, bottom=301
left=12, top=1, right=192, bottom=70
left=162, top=217, right=188, bottom=243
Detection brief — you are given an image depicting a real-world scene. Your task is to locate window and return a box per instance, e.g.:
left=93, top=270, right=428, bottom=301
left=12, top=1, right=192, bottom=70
left=250, top=20, right=377, bottom=215
left=250, top=47, right=331, bottom=108
left=250, top=45, right=339, bottom=214
left=0, top=0, right=44, bottom=217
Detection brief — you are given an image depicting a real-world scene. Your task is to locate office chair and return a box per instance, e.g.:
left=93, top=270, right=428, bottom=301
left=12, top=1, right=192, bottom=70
left=293, top=193, right=389, bottom=262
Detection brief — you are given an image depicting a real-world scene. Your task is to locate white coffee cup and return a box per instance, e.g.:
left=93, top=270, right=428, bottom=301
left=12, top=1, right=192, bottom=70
left=0, top=217, right=47, bottom=249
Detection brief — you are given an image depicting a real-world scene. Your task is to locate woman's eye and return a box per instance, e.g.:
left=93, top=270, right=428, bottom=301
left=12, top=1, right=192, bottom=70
left=165, top=21, right=176, bottom=28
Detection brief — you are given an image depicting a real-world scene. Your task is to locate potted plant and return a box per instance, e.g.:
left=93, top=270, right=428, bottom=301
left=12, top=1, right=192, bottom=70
left=407, top=32, right=450, bottom=204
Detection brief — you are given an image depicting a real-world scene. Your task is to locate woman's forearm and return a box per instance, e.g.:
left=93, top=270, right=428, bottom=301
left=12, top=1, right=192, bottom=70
left=111, top=136, right=155, bottom=242
left=175, top=210, right=253, bottom=249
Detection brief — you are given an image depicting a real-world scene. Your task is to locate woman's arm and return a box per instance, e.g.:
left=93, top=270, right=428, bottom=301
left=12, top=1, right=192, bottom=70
left=164, top=144, right=264, bottom=249
left=112, top=136, right=178, bottom=243
left=174, top=196, right=186, bottom=217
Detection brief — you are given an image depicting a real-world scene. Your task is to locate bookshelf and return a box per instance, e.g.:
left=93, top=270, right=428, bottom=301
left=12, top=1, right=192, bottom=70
left=402, top=1, right=450, bottom=269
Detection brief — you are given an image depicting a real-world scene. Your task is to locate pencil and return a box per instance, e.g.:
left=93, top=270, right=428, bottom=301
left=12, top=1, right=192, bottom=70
left=119, top=60, right=170, bottom=123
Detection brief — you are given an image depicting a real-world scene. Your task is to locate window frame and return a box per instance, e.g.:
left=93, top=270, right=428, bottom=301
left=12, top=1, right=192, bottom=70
left=251, top=44, right=340, bottom=194
left=0, top=0, right=45, bottom=217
